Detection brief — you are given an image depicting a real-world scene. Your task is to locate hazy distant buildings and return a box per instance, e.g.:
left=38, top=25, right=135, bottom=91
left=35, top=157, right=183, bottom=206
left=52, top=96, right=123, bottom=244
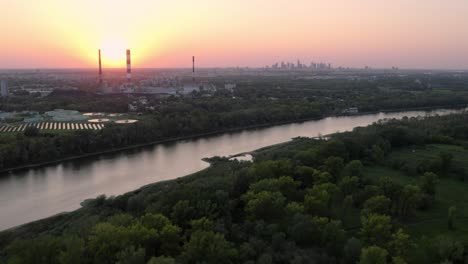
left=0, top=80, right=8, bottom=97
left=267, top=60, right=332, bottom=71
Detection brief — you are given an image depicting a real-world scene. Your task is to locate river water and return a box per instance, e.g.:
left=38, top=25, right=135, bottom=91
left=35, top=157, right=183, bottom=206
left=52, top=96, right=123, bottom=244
left=0, top=108, right=466, bottom=230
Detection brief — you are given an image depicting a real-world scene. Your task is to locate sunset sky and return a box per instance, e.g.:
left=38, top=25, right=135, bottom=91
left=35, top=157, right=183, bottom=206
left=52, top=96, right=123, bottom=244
left=1, top=0, right=468, bottom=69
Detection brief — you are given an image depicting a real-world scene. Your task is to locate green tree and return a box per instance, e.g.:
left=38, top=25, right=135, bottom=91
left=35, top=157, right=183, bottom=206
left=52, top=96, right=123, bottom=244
left=339, top=176, right=360, bottom=196
left=146, top=256, right=176, bottom=264
left=140, top=213, right=171, bottom=230
left=294, top=166, right=317, bottom=187
left=344, top=237, right=363, bottom=264
left=398, top=185, right=422, bottom=216
left=108, top=214, right=135, bottom=227
left=171, top=200, right=195, bottom=226
left=304, top=183, right=340, bottom=216
left=420, top=172, right=438, bottom=196
left=139, top=214, right=182, bottom=256
left=319, top=140, right=348, bottom=160
left=6, top=236, right=61, bottom=264
left=58, top=236, right=85, bottom=264
left=288, top=214, right=319, bottom=246
left=371, top=145, right=385, bottom=165
left=304, top=191, right=330, bottom=217
left=342, top=195, right=354, bottom=218
left=286, top=201, right=305, bottom=215
left=248, top=176, right=300, bottom=200
left=242, top=191, right=286, bottom=220
left=359, top=246, right=388, bottom=264
left=360, top=214, right=392, bottom=247
left=158, top=223, right=182, bottom=256
left=252, top=159, right=294, bottom=179
left=391, top=256, right=407, bottom=264
left=315, top=171, right=333, bottom=184
left=294, top=149, right=318, bottom=166
left=319, top=218, right=346, bottom=255
left=88, top=222, right=156, bottom=264
left=362, top=195, right=391, bottom=216
left=127, top=195, right=145, bottom=214
left=116, top=246, right=146, bottom=264
left=344, top=160, right=364, bottom=177
left=190, top=217, right=215, bottom=232
left=324, top=156, right=344, bottom=181
left=378, top=177, right=403, bottom=214
left=388, top=229, right=411, bottom=259
left=182, top=230, right=238, bottom=264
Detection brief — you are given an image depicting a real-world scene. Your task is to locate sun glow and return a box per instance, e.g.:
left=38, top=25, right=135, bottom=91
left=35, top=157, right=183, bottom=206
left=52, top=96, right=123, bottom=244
left=100, top=36, right=128, bottom=68
left=2, top=0, right=468, bottom=69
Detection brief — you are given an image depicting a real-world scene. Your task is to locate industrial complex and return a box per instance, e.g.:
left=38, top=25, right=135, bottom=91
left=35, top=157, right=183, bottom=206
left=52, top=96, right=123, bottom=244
left=0, top=109, right=139, bottom=133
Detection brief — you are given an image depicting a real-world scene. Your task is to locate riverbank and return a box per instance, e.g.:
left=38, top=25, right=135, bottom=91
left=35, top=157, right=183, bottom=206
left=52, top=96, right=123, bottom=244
left=1, top=106, right=467, bottom=233
left=1, top=104, right=467, bottom=175
left=4, top=112, right=468, bottom=263
left=0, top=115, right=326, bottom=175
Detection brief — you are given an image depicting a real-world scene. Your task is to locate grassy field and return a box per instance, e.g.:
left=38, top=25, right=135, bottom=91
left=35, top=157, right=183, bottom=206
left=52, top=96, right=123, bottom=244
left=388, top=144, right=468, bottom=164
left=363, top=143, right=468, bottom=245
left=387, top=143, right=468, bottom=178
left=364, top=165, right=468, bottom=262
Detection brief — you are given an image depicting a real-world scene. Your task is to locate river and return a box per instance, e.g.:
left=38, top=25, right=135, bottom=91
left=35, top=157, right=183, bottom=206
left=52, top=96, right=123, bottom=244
left=0, top=108, right=466, bottom=230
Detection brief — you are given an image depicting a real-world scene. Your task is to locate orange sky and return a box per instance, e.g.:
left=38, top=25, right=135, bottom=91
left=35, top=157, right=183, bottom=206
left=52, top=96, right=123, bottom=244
left=1, top=0, right=468, bottom=69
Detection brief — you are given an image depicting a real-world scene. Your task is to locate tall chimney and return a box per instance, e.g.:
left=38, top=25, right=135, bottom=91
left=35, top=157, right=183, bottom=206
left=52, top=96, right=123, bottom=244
left=98, top=49, right=102, bottom=84
left=192, top=56, right=195, bottom=82
left=126, top=49, right=131, bottom=83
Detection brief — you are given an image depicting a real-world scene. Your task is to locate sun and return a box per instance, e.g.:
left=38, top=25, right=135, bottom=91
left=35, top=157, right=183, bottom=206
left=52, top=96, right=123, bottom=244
left=100, top=36, right=128, bottom=67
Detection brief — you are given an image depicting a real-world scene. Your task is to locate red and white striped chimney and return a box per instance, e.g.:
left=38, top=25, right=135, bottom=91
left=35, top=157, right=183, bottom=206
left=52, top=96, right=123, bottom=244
left=98, top=49, right=102, bottom=84
left=126, top=49, right=131, bottom=82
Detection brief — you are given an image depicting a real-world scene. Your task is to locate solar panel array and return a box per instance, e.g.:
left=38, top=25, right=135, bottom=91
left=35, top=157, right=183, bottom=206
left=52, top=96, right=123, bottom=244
left=0, top=122, right=105, bottom=133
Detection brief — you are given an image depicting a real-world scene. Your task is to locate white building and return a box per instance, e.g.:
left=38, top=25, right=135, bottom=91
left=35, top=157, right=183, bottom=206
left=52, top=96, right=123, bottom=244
left=224, top=83, right=237, bottom=90
left=223, top=83, right=236, bottom=93
left=0, top=80, right=8, bottom=97
left=342, top=107, right=359, bottom=114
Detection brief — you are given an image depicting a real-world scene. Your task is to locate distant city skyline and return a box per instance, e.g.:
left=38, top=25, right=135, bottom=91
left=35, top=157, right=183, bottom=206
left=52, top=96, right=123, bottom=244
left=1, top=0, right=468, bottom=69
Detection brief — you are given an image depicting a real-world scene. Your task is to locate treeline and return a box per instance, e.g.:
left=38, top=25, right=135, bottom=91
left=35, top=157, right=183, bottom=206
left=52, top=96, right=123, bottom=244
left=2, top=73, right=468, bottom=171
left=3, top=73, right=468, bottom=115
left=2, top=113, right=468, bottom=263
left=0, top=91, right=130, bottom=113
left=0, top=100, right=322, bottom=170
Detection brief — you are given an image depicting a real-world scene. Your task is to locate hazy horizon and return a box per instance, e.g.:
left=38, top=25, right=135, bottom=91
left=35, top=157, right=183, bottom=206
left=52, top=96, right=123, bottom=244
left=1, top=66, right=467, bottom=71
left=2, top=0, right=468, bottom=69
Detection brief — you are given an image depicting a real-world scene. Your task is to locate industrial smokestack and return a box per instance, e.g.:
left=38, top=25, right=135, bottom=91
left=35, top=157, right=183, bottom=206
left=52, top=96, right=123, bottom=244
left=98, top=49, right=102, bottom=84
left=126, top=49, right=131, bottom=83
left=192, top=56, right=195, bottom=82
